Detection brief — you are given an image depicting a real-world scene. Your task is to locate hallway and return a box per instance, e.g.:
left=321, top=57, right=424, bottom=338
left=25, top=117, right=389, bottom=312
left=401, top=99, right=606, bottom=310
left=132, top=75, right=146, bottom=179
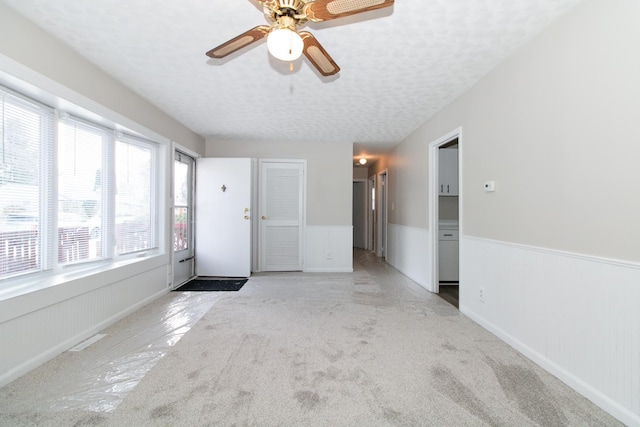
left=0, top=250, right=618, bottom=426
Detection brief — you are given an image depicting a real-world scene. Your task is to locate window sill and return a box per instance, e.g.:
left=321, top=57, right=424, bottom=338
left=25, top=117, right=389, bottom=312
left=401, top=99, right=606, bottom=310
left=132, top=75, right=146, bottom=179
left=0, top=252, right=169, bottom=324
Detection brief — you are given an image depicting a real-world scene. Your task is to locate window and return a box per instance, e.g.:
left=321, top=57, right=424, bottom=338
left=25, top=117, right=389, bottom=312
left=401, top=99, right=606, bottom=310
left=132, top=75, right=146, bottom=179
left=115, top=136, right=156, bottom=255
left=58, top=117, right=110, bottom=264
left=0, top=84, right=159, bottom=282
left=0, top=90, right=54, bottom=279
left=173, top=153, right=191, bottom=252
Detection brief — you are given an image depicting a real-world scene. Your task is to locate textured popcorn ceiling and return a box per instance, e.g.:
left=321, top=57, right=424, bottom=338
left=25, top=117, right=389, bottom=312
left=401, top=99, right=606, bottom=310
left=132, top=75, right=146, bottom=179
left=3, top=0, right=583, bottom=157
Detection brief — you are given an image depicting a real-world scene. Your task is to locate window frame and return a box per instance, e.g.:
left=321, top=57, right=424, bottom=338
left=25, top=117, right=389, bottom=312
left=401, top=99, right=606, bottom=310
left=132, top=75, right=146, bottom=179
left=0, top=83, right=162, bottom=287
left=57, top=113, right=114, bottom=266
left=114, top=133, right=159, bottom=256
left=0, top=86, right=55, bottom=279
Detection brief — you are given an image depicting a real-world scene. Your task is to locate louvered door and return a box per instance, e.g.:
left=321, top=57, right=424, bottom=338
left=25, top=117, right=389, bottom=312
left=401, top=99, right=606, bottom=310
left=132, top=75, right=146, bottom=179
left=259, top=161, right=304, bottom=271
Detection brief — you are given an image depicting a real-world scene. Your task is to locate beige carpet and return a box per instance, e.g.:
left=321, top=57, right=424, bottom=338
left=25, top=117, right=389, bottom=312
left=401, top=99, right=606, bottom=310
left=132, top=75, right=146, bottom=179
left=0, top=251, right=620, bottom=426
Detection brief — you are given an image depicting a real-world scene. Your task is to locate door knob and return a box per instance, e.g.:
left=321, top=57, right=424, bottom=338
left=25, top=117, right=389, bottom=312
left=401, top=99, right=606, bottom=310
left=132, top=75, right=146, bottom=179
left=261, top=216, right=267, bottom=220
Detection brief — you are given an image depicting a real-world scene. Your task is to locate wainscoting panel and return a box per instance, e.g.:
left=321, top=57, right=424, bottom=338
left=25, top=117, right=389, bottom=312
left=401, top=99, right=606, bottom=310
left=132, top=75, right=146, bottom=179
left=304, top=226, right=353, bottom=272
left=460, top=236, right=640, bottom=426
left=0, top=264, right=168, bottom=387
left=386, top=223, right=430, bottom=290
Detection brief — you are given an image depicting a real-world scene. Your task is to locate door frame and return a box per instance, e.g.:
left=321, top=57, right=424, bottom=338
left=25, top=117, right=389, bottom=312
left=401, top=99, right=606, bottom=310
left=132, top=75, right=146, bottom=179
left=376, top=169, right=388, bottom=258
left=194, top=157, right=252, bottom=277
left=256, top=159, right=307, bottom=272
left=251, top=159, right=259, bottom=273
left=171, top=143, right=199, bottom=289
left=368, top=175, right=376, bottom=251
left=428, top=127, right=463, bottom=294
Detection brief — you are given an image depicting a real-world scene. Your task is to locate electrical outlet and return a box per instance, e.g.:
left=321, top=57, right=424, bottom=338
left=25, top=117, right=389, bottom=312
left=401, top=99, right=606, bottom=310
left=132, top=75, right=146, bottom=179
left=326, top=251, right=332, bottom=260
left=479, top=287, right=485, bottom=302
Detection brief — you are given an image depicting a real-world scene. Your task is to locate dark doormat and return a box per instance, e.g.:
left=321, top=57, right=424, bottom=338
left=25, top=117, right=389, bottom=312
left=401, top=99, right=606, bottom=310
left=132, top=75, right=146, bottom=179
left=174, top=278, right=248, bottom=292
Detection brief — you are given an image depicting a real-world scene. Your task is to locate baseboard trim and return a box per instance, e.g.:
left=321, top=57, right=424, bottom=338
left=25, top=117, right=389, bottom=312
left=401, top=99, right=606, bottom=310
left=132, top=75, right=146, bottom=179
left=461, top=304, right=640, bottom=427
left=303, top=267, right=353, bottom=273
left=0, top=287, right=168, bottom=388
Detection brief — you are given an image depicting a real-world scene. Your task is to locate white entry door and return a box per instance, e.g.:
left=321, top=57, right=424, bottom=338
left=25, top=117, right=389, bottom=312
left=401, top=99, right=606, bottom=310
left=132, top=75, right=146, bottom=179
left=195, top=158, right=251, bottom=277
left=259, top=160, right=304, bottom=271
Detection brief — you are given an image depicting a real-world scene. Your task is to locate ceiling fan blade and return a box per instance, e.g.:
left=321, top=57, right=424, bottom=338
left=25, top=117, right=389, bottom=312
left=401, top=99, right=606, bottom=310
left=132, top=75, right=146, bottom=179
left=304, top=0, right=394, bottom=22
left=299, top=31, right=340, bottom=76
left=206, top=25, right=271, bottom=58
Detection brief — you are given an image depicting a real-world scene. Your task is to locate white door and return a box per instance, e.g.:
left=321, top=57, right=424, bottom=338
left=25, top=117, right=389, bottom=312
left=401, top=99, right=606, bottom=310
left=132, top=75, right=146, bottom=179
left=173, top=151, right=195, bottom=286
left=259, top=161, right=304, bottom=271
left=195, top=158, right=251, bottom=277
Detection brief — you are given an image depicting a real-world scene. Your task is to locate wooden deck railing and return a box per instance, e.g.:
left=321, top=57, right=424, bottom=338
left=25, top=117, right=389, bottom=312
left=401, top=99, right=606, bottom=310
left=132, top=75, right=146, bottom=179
left=0, top=229, right=39, bottom=277
left=1, top=223, right=152, bottom=279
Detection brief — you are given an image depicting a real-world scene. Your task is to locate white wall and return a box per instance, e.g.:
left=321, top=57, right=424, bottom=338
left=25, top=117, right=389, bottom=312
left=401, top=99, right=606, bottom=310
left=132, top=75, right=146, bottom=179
left=352, top=167, right=369, bottom=180
left=0, top=258, right=168, bottom=386
left=379, top=0, right=640, bottom=424
left=0, top=2, right=204, bottom=155
left=0, top=3, right=205, bottom=387
left=207, top=139, right=353, bottom=272
left=462, top=237, right=640, bottom=425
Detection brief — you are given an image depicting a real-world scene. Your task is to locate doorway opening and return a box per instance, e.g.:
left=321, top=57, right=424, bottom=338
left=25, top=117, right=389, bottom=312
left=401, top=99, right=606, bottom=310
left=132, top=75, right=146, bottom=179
left=172, top=149, right=195, bottom=287
left=429, top=128, right=462, bottom=307
left=368, top=176, right=376, bottom=252
left=352, top=180, right=367, bottom=250
left=377, top=170, right=388, bottom=259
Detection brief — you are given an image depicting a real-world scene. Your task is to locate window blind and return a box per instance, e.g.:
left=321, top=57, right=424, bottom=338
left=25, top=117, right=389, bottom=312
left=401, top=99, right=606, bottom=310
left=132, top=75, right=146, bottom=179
left=0, top=82, right=160, bottom=283
left=115, top=134, right=156, bottom=255
left=0, top=88, right=54, bottom=279
left=57, top=116, right=111, bottom=264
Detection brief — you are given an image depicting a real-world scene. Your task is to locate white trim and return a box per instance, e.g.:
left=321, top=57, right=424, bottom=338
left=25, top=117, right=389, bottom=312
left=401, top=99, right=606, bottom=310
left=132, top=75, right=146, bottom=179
left=428, top=127, right=463, bottom=293
left=0, top=254, right=167, bottom=322
left=170, top=145, right=198, bottom=288
left=460, top=236, right=640, bottom=426
left=258, top=159, right=307, bottom=272
left=367, top=175, right=376, bottom=251
left=386, top=223, right=430, bottom=289
left=251, top=158, right=260, bottom=273
left=303, top=225, right=353, bottom=273
left=463, top=235, right=640, bottom=270
left=462, top=308, right=640, bottom=427
left=0, top=286, right=168, bottom=388
left=304, top=267, right=354, bottom=273
left=172, top=142, right=201, bottom=161
left=376, top=169, right=388, bottom=258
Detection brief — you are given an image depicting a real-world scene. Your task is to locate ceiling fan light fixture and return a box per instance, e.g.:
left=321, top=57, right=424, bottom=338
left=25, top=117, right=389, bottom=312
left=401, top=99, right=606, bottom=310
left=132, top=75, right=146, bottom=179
left=267, top=27, right=303, bottom=61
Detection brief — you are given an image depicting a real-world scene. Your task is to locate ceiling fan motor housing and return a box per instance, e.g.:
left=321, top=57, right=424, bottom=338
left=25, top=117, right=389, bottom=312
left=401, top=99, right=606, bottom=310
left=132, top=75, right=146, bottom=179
left=277, top=0, right=305, bottom=11
left=265, top=0, right=307, bottom=24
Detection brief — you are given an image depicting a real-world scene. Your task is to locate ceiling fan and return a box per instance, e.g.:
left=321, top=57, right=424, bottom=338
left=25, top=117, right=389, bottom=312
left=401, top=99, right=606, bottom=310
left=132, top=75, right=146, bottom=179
left=206, top=0, right=395, bottom=76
